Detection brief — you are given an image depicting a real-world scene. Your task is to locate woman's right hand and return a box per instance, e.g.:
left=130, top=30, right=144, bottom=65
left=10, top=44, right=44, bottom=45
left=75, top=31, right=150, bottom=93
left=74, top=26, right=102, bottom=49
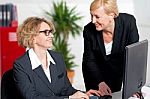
left=69, top=91, right=89, bottom=99
left=98, top=82, right=112, bottom=96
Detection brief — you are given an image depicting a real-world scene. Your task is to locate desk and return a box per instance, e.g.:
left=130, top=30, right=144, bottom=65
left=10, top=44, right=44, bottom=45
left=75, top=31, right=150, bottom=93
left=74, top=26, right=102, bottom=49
left=112, top=86, right=150, bottom=99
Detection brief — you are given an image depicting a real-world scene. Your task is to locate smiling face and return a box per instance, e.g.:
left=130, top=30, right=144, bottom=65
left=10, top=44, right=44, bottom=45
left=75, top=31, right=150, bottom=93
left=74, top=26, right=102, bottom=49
left=90, top=6, right=114, bottom=31
left=33, top=22, right=54, bottom=50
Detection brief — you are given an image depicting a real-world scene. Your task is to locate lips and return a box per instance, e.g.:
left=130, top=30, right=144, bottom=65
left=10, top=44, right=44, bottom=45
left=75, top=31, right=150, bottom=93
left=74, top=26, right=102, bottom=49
left=96, top=23, right=103, bottom=28
left=47, top=39, right=52, bottom=42
left=95, top=23, right=100, bottom=27
left=95, top=25, right=101, bottom=29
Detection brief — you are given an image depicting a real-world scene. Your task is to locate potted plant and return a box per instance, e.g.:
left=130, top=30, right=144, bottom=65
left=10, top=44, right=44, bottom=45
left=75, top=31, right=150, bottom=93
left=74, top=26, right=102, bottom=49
left=52, top=38, right=76, bottom=83
left=44, top=0, right=83, bottom=83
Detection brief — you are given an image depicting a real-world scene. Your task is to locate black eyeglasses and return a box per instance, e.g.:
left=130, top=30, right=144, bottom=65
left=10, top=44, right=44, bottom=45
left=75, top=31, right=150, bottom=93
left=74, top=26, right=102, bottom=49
left=39, top=29, right=53, bottom=36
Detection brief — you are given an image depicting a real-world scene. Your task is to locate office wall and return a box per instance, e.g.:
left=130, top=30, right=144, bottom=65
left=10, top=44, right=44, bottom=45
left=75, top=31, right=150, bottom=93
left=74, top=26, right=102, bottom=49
left=118, top=0, right=150, bottom=87
left=0, top=0, right=150, bottom=91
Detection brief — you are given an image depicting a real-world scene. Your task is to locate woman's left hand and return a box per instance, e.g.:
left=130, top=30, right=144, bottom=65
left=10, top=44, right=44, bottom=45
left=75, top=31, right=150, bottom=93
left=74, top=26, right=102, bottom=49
left=86, top=89, right=101, bottom=97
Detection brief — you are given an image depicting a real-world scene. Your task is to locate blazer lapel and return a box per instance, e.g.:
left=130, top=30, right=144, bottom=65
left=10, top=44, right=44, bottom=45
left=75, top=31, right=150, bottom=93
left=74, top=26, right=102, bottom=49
left=33, top=63, right=59, bottom=94
left=33, top=66, right=51, bottom=87
left=111, top=18, right=123, bottom=54
left=96, top=31, right=107, bottom=60
left=49, top=62, right=58, bottom=84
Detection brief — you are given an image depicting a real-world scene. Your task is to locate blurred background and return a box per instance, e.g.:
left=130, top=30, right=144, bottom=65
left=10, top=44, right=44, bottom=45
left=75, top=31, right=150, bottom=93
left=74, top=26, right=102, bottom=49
left=0, top=0, right=150, bottom=92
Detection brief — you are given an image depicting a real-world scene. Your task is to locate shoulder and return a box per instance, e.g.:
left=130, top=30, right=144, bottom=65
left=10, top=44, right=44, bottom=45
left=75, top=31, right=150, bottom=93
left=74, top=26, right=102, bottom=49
left=117, top=13, right=136, bottom=22
left=47, top=50, right=62, bottom=57
left=47, top=50, right=66, bottom=71
left=14, top=51, right=29, bottom=64
left=84, top=22, right=95, bottom=30
left=119, top=13, right=134, bottom=18
left=47, top=50, right=64, bottom=61
left=83, top=22, right=98, bottom=38
left=13, top=51, right=31, bottom=71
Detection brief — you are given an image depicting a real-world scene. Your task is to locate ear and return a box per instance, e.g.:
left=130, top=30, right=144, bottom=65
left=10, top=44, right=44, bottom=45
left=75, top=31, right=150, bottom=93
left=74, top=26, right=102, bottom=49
left=32, top=37, right=36, bottom=44
left=109, top=13, right=115, bottom=19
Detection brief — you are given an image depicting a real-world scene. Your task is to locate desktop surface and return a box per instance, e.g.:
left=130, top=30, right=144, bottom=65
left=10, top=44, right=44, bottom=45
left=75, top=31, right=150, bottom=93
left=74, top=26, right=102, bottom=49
left=89, top=86, right=150, bottom=99
left=112, top=86, right=150, bottom=99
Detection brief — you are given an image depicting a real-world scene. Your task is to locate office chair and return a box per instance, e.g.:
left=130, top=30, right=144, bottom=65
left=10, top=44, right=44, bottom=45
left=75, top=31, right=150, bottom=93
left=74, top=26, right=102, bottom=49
left=1, top=69, right=21, bottom=99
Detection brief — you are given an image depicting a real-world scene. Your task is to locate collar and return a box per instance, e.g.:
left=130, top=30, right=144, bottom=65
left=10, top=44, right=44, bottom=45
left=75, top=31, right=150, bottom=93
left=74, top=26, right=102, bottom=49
left=28, top=48, right=56, bottom=70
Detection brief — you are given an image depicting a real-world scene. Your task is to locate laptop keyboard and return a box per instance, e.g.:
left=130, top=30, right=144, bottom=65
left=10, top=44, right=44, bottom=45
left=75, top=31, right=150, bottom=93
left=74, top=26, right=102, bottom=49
left=90, top=95, right=112, bottom=99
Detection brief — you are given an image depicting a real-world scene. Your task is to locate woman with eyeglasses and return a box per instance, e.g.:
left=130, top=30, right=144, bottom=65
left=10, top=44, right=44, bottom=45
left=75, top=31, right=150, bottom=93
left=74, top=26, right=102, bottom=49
left=13, top=17, right=100, bottom=99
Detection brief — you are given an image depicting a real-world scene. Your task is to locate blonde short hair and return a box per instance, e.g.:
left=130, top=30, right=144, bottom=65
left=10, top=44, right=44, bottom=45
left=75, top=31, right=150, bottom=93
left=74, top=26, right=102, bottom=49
left=90, top=0, right=119, bottom=18
left=17, top=17, right=55, bottom=48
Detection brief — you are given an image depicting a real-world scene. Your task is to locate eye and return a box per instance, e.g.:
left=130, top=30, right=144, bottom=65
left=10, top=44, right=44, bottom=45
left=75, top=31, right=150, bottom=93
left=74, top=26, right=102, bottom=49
left=39, top=29, right=53, bottom=36
left=95, top=15, right=101, bottom=19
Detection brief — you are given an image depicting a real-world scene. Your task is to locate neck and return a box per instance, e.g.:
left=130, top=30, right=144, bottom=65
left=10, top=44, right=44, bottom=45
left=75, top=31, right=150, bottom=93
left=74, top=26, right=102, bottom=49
left=103, top=19, right=115, bottom=34
left=33, top=48, right=48, bottom=69
left=33, top=48, right=46, bottom=58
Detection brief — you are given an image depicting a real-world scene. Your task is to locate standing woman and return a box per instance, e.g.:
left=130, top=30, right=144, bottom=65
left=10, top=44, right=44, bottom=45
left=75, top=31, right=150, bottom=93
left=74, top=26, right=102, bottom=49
left=13, top=17, right=98, bottom=99
left=82, top=0, right=139, bottom=96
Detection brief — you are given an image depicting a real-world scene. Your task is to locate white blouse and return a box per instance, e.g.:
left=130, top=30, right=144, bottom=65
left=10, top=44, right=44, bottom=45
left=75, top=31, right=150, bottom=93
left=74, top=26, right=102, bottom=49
left=104, top=41, right=113, bottom=55
left=28, top=48, right=55, bottom=83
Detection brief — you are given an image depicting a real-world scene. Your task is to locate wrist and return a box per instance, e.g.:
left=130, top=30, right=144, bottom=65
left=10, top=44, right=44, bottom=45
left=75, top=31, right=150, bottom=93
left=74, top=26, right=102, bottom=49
left=98, top=81, right=104, bottom=86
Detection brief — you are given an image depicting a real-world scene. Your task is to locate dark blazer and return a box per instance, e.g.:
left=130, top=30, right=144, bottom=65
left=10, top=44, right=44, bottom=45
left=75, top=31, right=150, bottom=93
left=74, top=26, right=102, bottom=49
left=13, top=50, right=77, bottom=99
left=82, top=13, right=139, bottom=92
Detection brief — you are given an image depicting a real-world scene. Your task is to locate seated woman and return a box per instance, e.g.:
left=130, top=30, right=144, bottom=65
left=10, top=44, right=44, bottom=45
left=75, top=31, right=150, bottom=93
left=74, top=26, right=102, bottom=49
left=13, top=17, right=100, bottom=99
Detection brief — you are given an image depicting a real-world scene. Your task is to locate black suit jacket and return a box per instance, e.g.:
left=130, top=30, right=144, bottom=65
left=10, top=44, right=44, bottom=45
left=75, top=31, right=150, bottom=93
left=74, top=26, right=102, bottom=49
left=82, top=13, right=139, bottom=92
left=13, top=50, right=77, bottom=99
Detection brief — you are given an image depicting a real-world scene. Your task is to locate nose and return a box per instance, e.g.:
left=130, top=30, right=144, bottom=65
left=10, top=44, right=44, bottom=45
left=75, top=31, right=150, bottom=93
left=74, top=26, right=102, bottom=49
left=92, top=16, right=96, bottom=24
left=50, top=33, right=54, bottom=38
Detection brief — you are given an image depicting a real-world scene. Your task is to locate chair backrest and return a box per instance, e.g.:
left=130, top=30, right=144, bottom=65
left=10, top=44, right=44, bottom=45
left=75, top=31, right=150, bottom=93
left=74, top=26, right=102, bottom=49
left=1, top=69, right=21, bottom=99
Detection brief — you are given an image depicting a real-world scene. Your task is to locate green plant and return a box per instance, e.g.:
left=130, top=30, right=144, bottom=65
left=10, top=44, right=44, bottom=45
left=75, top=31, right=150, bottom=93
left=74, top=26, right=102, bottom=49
left=45, top=0, right=83, bottom=70
left=45, top=0, right=83, bottom=41
left=52, top=38, right=77, bottom=69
